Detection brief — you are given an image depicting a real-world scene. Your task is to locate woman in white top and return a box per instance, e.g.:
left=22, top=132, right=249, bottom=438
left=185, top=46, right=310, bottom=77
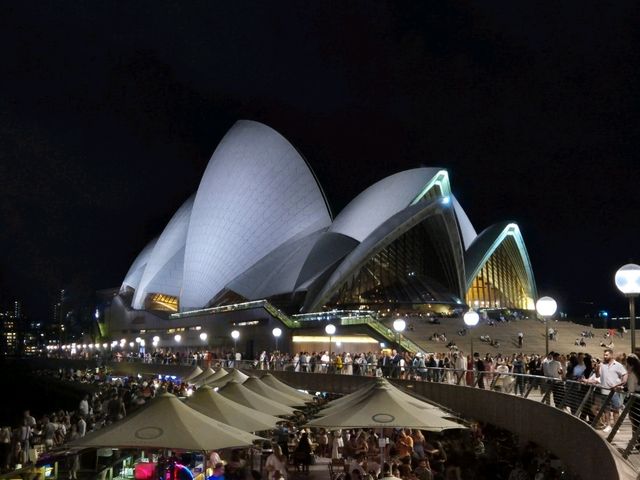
left=293, top=353, right=301, bottom=373
left=494, top=361, right=511, bottom=392
left=343, top=353, right=353, bottom=375
left=265, top=444, right=288, bottom=480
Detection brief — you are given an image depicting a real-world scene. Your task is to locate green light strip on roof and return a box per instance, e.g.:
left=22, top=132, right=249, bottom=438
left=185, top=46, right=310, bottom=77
left=410, top=170, right=451, bottom=205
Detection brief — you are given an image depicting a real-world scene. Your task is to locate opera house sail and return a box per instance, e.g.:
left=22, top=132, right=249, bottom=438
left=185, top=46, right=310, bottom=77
left=104, top=120, right=537, bottom=341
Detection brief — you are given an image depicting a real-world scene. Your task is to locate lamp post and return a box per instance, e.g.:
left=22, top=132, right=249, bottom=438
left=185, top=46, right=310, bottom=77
left=536, top=296, right=557, bottom=356
left=393, top=318, right=406, bottom=349
left=199, top=332, right=208, bottom=342
left=231, top=330, right=240, bottom=352
left=463, top=309, right=479, bottom=357
left=272, top=327, right=282, bottom=351
left=615, top=264, right=640, bottom=353
left=325, top=324, right=336, bottom=357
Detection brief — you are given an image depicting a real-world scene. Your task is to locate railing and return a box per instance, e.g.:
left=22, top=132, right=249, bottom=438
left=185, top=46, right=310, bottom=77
left=169, top=300, right=301, bottom=329
left=236, top=362, right=640, bottom=460
left=339, top=316, right=422, bottom=353
left=32, top=354, right=640, bottom=461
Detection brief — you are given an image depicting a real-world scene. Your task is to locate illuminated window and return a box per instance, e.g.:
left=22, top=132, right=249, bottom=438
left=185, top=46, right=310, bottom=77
left=465, top=235, right=534, bottom=310
left=145, top=293, right=179, bottom=312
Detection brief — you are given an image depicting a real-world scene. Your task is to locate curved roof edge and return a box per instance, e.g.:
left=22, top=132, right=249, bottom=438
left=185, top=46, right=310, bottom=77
left=464, top=222, right=537, bottom=299
left=132, top=195, right=195, bottom=309
left=329, top=167, right=445, bottom=242
left=181, top=120, right=332, bottom=311
left=451, top=195, right=477, bottom=250
left=305, top=197, right=465, bottom=312
left=223, top=225, right=327, bottom=301
left=121, top=238, right=158, bottom=292
left=288, top=141, right=333, bottom=221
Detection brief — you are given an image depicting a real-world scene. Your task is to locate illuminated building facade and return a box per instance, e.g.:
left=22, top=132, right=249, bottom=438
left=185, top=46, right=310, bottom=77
left=104, top=120, right=537, bottom=350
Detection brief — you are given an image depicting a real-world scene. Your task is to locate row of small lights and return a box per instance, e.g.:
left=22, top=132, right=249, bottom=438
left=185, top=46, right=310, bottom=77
left=47, top=329, right=249, bottom=352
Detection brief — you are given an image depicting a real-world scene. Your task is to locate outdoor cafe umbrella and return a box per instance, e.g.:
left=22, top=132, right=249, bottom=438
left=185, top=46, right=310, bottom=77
left=242, top=377, right=308, bottom=407
left=217, top=381, right=297, bottom=417
left=198, top=367, right=228, bottom=386
left=189, top=367, right=217, bottom=386
left=70, top=393, right=263, bottom=451
left=259, top=373, right=315, bottom=402
left=318, top=381, right=378, bottom=413
left=306, top=381, right=463, bottom=431
left=186, top=386, right=282, bottom=432
left=207, top=368, right=250, bottom=388
left=319, top=379, right=442, bottom=416
left=183, top=366, right=204, bottom=383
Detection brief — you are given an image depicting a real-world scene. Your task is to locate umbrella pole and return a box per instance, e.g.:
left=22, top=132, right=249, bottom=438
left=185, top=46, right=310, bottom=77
left=379, top=428, right=384, bottom=468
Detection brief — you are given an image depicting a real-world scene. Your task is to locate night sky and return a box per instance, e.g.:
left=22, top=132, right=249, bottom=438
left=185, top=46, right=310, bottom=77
left=1, top=2, right=639, bottom=320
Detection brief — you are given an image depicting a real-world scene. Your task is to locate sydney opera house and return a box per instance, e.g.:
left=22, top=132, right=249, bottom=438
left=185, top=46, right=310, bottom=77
left=102, top=120, right=537, bottom=355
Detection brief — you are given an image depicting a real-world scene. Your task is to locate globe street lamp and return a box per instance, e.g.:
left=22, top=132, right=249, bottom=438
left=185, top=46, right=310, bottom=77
left=393, top=318, right=406, bottom=349
left=174, top=334, right=182, bottom=343
left=272, top=327, right=282, bottom=351
left=615, top=264, right=640, bottom=353
left=536, top=296, right=557, bottom=356
left=463, top=309, right=479, bottom=356
left=231, top=330, right=240, bottom=352
left=325, top=324, right=336, bottom=358
left=199, top=332, right=208, bottom=342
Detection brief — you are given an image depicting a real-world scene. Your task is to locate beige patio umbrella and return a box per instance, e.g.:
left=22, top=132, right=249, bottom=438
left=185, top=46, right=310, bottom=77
left=306, top=382, right=464, bottom=431
left=320, top=379, right=442, bottom=416
left=242, top=377, right=307, bottom=407
left=69, top=393, right=263, bottom=450
left=188, top=367, right=217, bottom=385
left=198, top=367, right=228, bottom=386
left=183, top=366, right=204, bottom=383
left=185, top=386, right=281, bottom=432
left=207, top=368, right=250, bottom=388
left=217, top=381, right=297, bottom=417
left=259, top=373, right=315, bottom=402
left=319, top=381, right=378, bottom=413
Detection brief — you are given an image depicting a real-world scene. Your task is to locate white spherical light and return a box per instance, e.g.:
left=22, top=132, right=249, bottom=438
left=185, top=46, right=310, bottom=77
left=231, top=330, right=240, bottom=340
left=272, top=327, right=282, bottom=338
left=174, top=334, right=182, bottom=343
left=393, top=319, right=406, bottom=332
left=153, top=336, right=160, bottom=343
left=463, top=310, right=479, bottom=327
left=536, top=296, right=558, bottom=317
left=199, top=332, right=208, bottom=341
left=325, top=324, right=336, bottom=335
left=615, top=264, right=640, bottom=296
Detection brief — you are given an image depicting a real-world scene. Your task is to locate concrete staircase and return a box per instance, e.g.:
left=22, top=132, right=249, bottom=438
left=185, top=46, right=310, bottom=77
left=382, top=316, right=630, bottom=356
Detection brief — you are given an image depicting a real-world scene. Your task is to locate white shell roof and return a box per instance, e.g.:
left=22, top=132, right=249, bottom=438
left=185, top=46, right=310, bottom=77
left=224, top=225, right=326, bottom=300
left=329, top=168, right=442, bottom=242
left=306, top=198, right=462, bottom=311
left=121, top=238, right=158, bottom=292
left=452, top=195, right=477, bottom=250
left=132, top=196, right=195, bottom=309
left=180, top=120, right=332, bottom=310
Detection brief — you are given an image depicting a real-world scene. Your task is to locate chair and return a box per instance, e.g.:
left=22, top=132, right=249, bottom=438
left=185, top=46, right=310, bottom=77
left=328, top=458, right=346, bottom=480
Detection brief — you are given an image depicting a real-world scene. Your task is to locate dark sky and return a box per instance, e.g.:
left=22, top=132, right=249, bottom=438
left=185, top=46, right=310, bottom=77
left=1, top=1, right=639, bottom=320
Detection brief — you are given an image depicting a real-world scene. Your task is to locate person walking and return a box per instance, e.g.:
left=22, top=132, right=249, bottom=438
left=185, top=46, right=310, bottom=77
left=599, top=348, right=627, bottom=433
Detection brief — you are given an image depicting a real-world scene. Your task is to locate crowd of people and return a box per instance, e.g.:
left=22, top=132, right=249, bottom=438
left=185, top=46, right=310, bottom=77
left=21, top=337, right=640, bottom=479
left=0, top=368, right=188, bottom=474
left=0, top=363, right=579, bottom=480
